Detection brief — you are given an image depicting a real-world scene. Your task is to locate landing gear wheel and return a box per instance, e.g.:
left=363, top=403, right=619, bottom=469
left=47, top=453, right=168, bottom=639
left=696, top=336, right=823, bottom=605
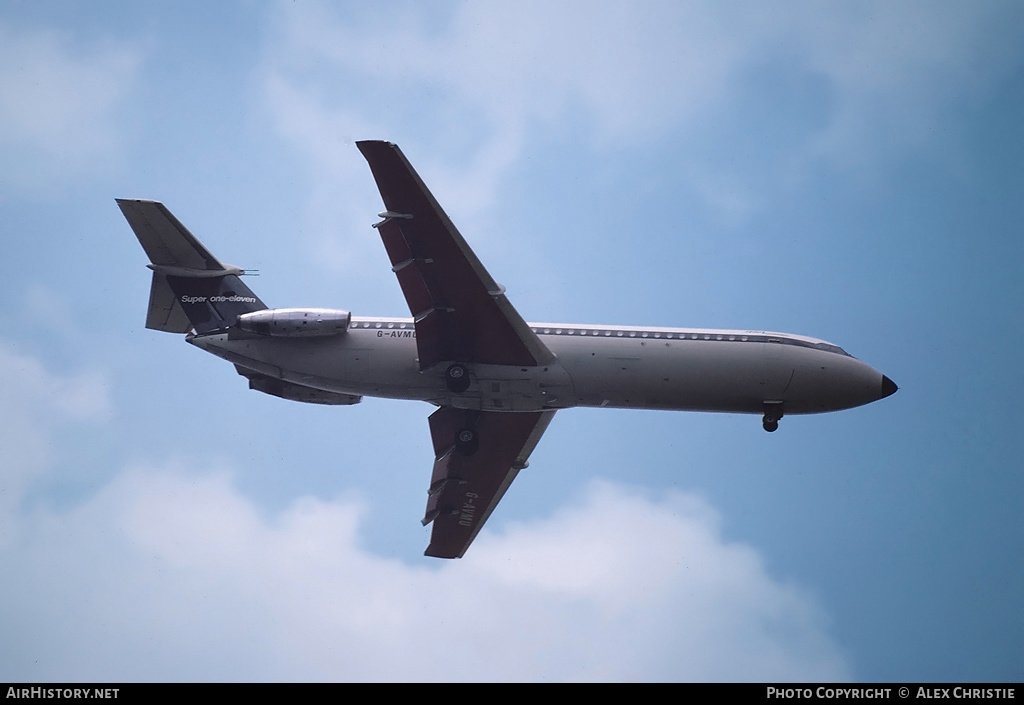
left=454, top=428, right=479, bottom=456
left=762, top=417, right=779, bottom=433
left=444, top=363, right=471, bottom=394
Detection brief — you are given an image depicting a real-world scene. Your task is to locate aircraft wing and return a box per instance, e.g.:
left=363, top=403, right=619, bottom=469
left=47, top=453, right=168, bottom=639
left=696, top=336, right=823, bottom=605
left=356, top=140, right=554, bottom=369
left=357, top=141, right=558, bottom=557
left=423, top=407, right=555, bottom=558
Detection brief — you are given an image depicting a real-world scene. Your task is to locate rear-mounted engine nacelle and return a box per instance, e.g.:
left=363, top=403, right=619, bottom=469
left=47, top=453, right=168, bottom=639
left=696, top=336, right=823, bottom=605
left=237, top=308, right=351, bottom=337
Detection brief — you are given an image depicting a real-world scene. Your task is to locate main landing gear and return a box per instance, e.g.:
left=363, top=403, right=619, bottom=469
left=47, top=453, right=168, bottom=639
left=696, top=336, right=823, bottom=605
left=444, top=363, right=471, bottom=394
left=455, top=427, right=479, bottom=456
left=762, top=401, right=784, bottom=433
left=451, top=408, right=481, bottom=457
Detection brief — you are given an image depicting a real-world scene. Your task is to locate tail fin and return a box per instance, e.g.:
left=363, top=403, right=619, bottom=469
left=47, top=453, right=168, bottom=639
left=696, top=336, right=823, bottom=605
left=117, top=199, right=267, bottom=334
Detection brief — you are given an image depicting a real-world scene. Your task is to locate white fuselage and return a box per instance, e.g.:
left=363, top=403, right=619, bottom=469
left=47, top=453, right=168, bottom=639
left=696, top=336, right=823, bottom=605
left=189, top=316, right=891, bottom=417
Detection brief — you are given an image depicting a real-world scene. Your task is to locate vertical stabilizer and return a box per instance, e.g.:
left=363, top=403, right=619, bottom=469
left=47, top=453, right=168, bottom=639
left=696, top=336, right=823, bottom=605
left=117, top=199, right=267, bottom=334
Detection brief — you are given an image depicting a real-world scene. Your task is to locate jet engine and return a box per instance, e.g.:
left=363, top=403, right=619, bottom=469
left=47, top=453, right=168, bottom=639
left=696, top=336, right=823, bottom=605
left=237, top=308, right=351, bottom=337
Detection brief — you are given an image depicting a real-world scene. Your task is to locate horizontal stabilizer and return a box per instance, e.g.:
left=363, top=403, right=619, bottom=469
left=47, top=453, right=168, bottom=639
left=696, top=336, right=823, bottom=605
left=117, top=199, right=227, bottom=271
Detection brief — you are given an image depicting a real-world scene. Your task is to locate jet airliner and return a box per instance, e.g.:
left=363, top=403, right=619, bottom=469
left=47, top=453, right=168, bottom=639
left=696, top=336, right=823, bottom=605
left=119, top=140, right=897, bottom=558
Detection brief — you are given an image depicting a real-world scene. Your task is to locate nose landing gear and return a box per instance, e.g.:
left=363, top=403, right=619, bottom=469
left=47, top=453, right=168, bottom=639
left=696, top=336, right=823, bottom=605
left=762, top=401, right=784, bottom=433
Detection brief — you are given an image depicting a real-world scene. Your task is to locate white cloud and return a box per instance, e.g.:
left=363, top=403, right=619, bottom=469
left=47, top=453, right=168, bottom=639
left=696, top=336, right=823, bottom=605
left=0, top=21, right=140, bottom=189
left=261, top=1, right=739, bottom=218
left=0, top=344, right=110, bottom=546
left=2, top=459, right=849, bottom=681
left=261, top=73, right=390, bottom=273
left=261, top=1, right=1016, bottom=227
left=269, top=1, right=741, bottom=142
left=0, top=341, right=845, bottom=681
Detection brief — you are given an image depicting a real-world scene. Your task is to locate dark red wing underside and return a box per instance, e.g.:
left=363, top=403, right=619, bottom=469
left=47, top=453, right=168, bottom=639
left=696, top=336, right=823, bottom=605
left=424, top=407, right=554, bottom=558
left=357, top=141, right=557, bottom=558
left=357, top=140, right=552, bottom=369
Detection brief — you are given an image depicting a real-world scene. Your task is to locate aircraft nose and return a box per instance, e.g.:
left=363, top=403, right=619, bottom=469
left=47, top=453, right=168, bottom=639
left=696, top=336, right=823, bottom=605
left=880, top=374, right=898, bottom=399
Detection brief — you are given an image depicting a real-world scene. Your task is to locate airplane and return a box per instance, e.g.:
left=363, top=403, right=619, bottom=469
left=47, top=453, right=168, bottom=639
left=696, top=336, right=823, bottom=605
left=118, top=140, right=897, bottom=559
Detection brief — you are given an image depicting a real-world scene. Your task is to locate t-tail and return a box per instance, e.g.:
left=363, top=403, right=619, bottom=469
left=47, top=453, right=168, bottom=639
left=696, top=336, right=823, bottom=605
left=117, top=199, right=267, bottom=334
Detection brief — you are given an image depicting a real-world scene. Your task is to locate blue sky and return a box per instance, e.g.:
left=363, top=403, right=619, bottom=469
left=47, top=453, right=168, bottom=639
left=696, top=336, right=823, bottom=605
left=1, top=0, right=1021, bottom=682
